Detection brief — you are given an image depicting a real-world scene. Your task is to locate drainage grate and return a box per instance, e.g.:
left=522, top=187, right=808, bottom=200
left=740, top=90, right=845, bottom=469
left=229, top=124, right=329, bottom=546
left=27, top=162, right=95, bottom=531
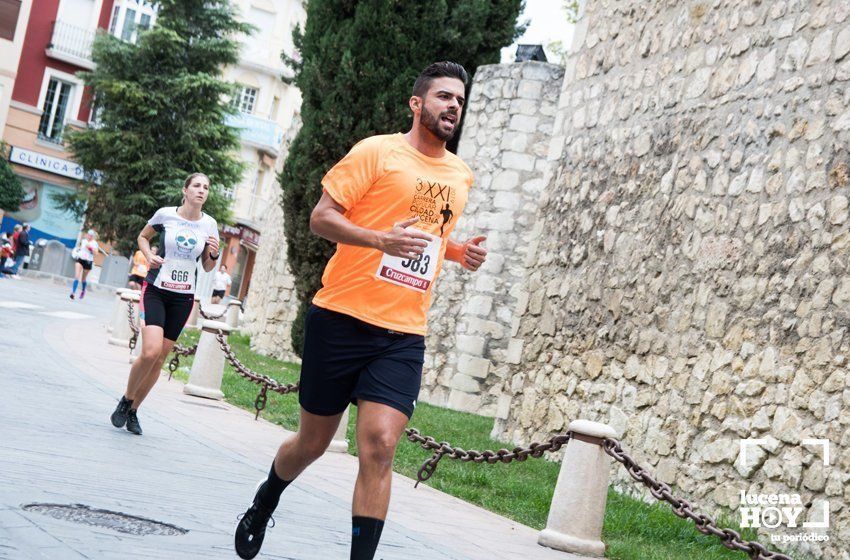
left=22, top=504, right=188, bottom=536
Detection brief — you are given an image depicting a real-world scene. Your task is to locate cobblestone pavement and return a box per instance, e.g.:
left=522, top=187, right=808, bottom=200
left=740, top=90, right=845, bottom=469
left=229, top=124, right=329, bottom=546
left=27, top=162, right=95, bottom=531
left=0, top=277, right=580, bottom=560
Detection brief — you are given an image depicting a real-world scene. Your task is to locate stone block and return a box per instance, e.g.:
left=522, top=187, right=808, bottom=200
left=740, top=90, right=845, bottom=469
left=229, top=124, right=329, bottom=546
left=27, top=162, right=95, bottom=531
left=447, top=389, right=483, bottom=413
left=517, top=80, right=543, bottom=99
left=509, top=114, right=540, bottom=133
left=501, top=151, right=535, bottom=171
left=837, top=26, right=850, bottom=60
left=506, top=338, right=523, bottom=364
left=494, top=191, right=522, bottom=210
left=450, top=373, right=481, bottom=393
left=464, top=295, right=493, bottom=317
left=456, top=335, right=486, bottom=356
left=495, top=393, right=512, bottom=419
left=457, top=354, right=491, bottom=379
left=492, top=170, right=520, bottom=191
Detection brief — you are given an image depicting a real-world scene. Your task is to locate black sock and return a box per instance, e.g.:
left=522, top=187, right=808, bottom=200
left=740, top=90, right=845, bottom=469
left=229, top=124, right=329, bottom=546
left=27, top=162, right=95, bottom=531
left=256, top=462, right=291, bottom=511
left=350, top=516, right=384, bottom=560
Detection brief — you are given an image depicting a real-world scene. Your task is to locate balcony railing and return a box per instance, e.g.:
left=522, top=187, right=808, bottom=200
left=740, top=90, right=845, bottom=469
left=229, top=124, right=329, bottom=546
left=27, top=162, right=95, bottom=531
left=231, top=191, right=270, bottom=226
left=47, top=20, right=96, bottom=66
left=225, top=112, right=284, bottom=156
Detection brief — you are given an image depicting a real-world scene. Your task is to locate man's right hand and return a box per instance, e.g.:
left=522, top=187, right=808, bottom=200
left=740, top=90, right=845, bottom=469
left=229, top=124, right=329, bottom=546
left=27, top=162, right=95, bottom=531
left=147, top=253, right=165, bottom=269
left=377, top=216, right=432, bottom=258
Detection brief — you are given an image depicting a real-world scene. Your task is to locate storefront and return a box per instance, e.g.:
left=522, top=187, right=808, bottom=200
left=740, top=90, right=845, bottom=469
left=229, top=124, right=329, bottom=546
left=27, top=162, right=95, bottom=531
left=219, top=222, right=260, bottom=302
left=2, top=146, right=85, bottom=248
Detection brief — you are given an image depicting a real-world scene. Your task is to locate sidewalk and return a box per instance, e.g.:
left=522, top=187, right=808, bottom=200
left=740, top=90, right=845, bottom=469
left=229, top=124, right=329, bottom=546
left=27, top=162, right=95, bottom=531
left=0, top=277, right=581, bottom=560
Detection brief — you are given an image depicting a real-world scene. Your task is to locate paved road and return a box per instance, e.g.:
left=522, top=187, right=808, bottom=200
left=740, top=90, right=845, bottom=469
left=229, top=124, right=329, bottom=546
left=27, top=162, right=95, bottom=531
left=0, top=277, right=580, bottom=560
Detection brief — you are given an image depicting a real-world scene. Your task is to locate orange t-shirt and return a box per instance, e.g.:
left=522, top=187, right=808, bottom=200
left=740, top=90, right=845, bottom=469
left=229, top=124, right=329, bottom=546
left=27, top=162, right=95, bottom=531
left=130, top=250, right=148, bottom=277
left=313, top=133, right=473, bottom=335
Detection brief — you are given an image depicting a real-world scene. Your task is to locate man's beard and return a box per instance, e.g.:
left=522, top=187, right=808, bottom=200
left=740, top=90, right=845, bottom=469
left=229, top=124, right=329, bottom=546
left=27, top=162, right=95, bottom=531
left=420, top=107, right=457, bottom=141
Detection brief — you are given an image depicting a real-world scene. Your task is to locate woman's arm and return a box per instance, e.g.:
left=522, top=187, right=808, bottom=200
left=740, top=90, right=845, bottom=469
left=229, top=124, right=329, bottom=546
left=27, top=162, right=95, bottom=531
left=138, top=225, right=164, bottom=269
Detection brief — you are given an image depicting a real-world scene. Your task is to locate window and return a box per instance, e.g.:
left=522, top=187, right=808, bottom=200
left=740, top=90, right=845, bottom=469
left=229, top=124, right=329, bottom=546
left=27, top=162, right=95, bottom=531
left=0, top=0, right=22, bottom=41
left=38, top=78, right=75, bottom=144
left=231, top=85, right=258, bottom=114
left=221, top=186, right=235, bottom=200
left=108, top=0, right=156, bottom=44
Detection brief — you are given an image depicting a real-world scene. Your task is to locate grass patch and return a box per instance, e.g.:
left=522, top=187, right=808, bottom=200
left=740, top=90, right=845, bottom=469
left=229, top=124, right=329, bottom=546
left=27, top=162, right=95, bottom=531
left=170, top=330, right=789, bottom=560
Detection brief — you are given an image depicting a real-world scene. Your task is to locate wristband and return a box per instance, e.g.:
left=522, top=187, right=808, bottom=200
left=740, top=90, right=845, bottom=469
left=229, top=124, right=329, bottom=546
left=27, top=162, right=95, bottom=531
left=445, top=240, right=465, bottom=263
left=209, top=252, right=220, bottom=260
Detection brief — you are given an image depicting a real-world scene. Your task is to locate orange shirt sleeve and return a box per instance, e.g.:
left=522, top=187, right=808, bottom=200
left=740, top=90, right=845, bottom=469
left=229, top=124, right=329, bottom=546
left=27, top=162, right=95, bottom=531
left=321, top=136, right=384, bottom=210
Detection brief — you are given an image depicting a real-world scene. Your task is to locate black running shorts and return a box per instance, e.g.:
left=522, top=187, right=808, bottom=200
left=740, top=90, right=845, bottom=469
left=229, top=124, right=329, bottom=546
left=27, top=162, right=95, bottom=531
left=299, top=305, right=425, bottom=419
left=140, top=282, right=194, bottom=341
left=75, top=258, right=93, bottom=270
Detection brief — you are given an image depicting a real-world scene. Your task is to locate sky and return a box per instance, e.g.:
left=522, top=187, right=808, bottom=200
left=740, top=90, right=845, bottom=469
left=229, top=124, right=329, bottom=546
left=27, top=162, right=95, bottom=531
left=501, top=0, right=578, bottom=64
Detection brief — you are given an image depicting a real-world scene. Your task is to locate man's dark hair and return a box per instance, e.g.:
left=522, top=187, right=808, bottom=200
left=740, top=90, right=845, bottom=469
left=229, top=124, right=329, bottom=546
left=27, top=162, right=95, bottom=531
left=412, top=61, right=469, bottom=98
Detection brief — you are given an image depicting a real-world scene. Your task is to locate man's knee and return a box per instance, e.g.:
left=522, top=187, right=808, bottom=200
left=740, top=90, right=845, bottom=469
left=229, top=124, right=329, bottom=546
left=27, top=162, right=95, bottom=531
left=358, top=433, right=399, bottom=469
left=293, top=432, right=331, bottom=461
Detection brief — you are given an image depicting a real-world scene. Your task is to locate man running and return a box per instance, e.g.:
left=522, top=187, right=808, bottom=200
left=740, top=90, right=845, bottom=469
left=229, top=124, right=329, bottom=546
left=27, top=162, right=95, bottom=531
left=234, top=61, right=487, bottom=560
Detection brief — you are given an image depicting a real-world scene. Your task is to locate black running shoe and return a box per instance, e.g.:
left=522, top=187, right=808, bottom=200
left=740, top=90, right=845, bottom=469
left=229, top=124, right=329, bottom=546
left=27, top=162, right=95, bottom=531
left=126, top=409, right=142, bottom=435
left=110, top=396, right=132, bottom=428
left=234, top=482, right=275, bottom=559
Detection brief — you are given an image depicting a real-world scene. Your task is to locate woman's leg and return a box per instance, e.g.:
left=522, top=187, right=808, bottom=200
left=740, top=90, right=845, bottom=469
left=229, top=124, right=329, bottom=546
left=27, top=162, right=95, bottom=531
left=125, top=325, right=165, bottom=401
left=130, top=338, right=176, bottom=409
left=80, top=268, right=90, bottom=298
left=71, top=262, right=82, bottom=296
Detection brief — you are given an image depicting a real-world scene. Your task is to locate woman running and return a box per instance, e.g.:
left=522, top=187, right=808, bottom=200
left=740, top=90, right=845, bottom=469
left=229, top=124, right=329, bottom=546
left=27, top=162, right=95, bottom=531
left=70, top=229, right=102, bottom=300
left=110, top=173, right=220, bottom=435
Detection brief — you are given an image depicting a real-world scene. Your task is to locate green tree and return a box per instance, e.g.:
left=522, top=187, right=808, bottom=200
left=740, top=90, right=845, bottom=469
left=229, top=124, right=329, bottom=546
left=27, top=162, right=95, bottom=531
left=0, top=142, right=24, bottom=212
left=64, top=0, right=250, bottom=254
left=281, top=0, right=526, bottom=354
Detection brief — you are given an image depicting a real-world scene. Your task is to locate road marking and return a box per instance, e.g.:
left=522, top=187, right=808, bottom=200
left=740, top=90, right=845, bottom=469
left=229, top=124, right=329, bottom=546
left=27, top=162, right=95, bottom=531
left=0, top=302, right=44, bottom=310
left=39, top=311, right=94, bottom=320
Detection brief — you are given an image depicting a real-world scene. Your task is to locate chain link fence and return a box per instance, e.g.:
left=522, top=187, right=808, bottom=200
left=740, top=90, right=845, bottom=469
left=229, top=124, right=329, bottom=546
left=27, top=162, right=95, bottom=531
left=405, top=428, right=791, bottom=560
left=122, top=303, right=792, bottom=560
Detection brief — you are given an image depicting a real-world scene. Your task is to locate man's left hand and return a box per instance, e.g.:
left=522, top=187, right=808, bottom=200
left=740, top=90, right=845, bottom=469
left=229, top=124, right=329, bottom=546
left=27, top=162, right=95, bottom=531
left=462, top=236, right=487, bottom=271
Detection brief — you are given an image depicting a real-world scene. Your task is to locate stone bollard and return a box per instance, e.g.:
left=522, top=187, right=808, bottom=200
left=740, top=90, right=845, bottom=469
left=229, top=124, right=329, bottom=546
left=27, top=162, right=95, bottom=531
left=107, top=288, right=129, bottom=333
left=327, top=406, right=350, bottom=453
left=185, top=296, right=201, bottom=330
left=183, top=320, right=232, bottom=400
left=538, top=419, right=619, bottom=557
left=109, top=291, right=140, bottom=347
left=226, top=299, right=242, bottom=330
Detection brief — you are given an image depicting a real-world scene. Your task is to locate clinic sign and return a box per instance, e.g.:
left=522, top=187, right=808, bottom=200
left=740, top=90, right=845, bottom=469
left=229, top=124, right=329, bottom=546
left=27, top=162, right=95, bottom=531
left=9, top=146, right=85, bottom=180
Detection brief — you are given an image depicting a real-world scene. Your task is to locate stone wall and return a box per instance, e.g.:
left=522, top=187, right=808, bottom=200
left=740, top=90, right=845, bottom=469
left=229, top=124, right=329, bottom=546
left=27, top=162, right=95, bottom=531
left=240, top=194, right=301, bottom=363
left=421, top=62, right=564, bottom=415
left=498, top=1, right=850, bottom=557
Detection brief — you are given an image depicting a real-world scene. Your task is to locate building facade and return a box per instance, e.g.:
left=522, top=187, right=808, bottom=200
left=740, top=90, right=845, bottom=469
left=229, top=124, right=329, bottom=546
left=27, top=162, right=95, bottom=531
left=2, top=0, right=304, bottom=285
left=216, top=0, right=304, bottom=302
left=1, top=0, right=121, bottom=249
left=0, top=0, right=32, bottom=135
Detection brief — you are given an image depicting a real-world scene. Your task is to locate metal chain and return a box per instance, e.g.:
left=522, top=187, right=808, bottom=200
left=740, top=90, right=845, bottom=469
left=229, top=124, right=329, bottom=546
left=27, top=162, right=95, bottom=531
left=404, top=428, right=570, bottom=487
left=213, top=330, right=299, bottom=419
left=601, top=438, right=792, bottom=560
left=199, top=304, right=226, bottom=320
left=166, top=344, right=197, bottom=380
left=126, top=300, right=139, bottom=349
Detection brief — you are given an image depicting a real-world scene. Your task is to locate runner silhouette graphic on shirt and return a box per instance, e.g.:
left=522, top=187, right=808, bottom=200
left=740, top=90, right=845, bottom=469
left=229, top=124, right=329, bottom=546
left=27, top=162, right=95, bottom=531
left=439, top=203, right=453, bottom=236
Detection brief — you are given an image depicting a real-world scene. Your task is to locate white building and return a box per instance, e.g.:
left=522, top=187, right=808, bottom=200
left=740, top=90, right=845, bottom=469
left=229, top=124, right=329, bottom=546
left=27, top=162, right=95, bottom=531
left=218, top=0, right=305, bottom=302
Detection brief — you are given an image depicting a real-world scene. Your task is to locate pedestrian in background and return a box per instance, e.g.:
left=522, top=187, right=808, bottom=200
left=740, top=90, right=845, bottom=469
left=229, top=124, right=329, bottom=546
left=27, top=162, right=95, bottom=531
left=10, top=223, right=30, bottom=276
left=211, top=263, right=231, bottom=303
left=127, top=247, right=155, bottom=291
left=70, top=229, right=102, bottom=300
